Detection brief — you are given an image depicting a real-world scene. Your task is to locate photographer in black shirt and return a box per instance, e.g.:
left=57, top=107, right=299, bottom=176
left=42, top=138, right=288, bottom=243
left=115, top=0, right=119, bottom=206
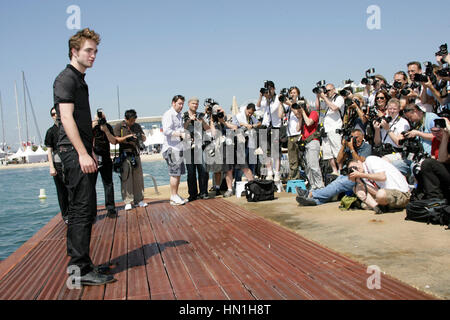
left=44, top=106, right=69, bottom=224
left=92, top=109, right=118, bottom=217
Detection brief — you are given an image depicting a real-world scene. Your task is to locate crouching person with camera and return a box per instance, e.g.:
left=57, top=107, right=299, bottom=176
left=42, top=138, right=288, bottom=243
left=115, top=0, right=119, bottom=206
left=296, top=129, right=371, bottom=206
left=348, top=156, right=411, bottom=214
left=113, top=109, right=147, bottom=211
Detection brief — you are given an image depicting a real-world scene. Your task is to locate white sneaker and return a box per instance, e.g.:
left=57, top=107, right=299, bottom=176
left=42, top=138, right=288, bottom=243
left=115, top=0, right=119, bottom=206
left=170, top=195, right=185, bottom=206
left=138, top=201, right=148, bottom=208
left=125, top=203, right=132, bottom=211
left=274, top=172, right=280, bottom=182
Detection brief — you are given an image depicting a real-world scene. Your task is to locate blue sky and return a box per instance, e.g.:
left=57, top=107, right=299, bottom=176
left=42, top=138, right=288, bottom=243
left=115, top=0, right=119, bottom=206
left=0, top=0, right=449, bottom=149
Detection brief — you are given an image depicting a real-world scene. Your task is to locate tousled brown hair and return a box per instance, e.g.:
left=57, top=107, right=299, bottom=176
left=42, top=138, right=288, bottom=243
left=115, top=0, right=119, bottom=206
left=68, top=28, right=101, bottom=59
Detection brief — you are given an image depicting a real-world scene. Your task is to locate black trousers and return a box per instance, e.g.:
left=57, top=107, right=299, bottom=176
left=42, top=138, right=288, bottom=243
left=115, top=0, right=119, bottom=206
left=60, top=148, right=97, bottom=276
left=94, top=156, right=115, bottom=211
left=418, top=158, right=450, bottom=201
left=186, top=150, right=209, bottom=198
left=53, top=163, right=69, bottom=222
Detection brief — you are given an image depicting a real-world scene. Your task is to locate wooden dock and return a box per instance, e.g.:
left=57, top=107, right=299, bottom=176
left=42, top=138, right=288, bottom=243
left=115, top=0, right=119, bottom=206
left=0, top=198, right=435, bottom=300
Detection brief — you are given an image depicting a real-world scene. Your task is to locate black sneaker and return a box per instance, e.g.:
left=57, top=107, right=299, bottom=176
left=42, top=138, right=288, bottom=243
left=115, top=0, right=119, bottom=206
left=199, top=193, right=210, bottom=200
left=188, top=196, right=198, bottom=202
left=295, top=186, right=309, bottom=198
left=296, top=195, right=317, bottom=206
left=79, top=271, right=116, bottom=286
left=107, top=209, right=117, bottom=218
left=373, top=206, right=383, bottom=214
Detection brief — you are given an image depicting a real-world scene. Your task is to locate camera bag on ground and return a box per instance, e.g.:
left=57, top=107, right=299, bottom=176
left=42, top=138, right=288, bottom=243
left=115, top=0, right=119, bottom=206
left=245, top=179, right=276, bottom=202
left=405, top=198, right=450, bottom=228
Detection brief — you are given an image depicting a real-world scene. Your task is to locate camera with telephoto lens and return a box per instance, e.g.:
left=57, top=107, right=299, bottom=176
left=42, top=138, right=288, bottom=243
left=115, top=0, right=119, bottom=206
left=339, top=87, right=353, bottom=98
left=335, top=126, right=353, bottom=140
left=312, top=80, right=327, bottom=94
left=278, top=88, right=291, bottom=103
left=345, top=97, right=361, bottom=108
left=126, top=132, right=146, bottom=151
left=361, top=68, right=378, bottom=86
left=373, top=115, right=393, bottom=125
left=97, top=108, right=106, bottom=126
left=414, top=62, right=437, bottom=84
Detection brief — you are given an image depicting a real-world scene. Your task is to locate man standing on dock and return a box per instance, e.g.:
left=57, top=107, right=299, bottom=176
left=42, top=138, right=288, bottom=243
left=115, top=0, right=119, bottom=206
left=53, top=28, right=115, bottom=286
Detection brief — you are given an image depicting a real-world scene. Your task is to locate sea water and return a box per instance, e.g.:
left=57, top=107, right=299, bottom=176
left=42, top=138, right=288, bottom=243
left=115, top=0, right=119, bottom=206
left=0, top=161, right=186, bottom=261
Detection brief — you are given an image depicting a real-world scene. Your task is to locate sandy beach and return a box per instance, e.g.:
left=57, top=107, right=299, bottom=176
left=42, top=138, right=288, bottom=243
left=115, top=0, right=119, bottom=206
left=0, top=153, right=164, bottom=171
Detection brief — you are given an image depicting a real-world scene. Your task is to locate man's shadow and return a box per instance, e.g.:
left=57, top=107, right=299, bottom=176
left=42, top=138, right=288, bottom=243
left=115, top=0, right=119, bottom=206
left=104, top=240, right=189, bottom=275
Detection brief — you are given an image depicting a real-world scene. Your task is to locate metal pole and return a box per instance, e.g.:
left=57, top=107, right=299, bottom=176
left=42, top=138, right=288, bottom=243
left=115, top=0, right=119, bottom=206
left=0, top=91, right=5, bottom=151
left=22, top=71, right=29, bottom=145
left=14, top=81, right=23, bottom=150
left=117, top=86, right=120, bottom=120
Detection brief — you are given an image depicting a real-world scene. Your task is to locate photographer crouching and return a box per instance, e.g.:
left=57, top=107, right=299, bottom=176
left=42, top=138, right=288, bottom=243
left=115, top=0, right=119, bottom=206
left=92, top=108, right=119, bottom=217
left=113, top=109, right=148, bottom=211
left=296, top=129, right=372, bottom=206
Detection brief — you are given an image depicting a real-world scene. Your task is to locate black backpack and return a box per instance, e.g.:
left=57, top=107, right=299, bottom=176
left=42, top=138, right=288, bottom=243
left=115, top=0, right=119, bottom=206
left=245, top=179, right=276, bottom=202
left=405, top=198, right=450, bottom=228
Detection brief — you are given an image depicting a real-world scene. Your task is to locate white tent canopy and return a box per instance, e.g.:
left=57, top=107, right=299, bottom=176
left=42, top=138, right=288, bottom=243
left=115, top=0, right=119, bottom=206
left=145, top=129, right=164, bottom=146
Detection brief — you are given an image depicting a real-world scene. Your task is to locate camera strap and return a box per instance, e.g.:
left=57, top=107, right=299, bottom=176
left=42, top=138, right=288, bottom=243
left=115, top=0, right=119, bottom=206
left=381, top=115, right=401, bottom=143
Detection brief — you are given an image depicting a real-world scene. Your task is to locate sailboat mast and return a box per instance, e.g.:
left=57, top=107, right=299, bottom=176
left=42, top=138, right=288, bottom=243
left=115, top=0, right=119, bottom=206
left=117, top=86, right=120, bottom=120
left=22, top=71, right=29, bottom=145
left=14, top=81, right=23, bottom=150
left=0, top=91, right=5, bottom=150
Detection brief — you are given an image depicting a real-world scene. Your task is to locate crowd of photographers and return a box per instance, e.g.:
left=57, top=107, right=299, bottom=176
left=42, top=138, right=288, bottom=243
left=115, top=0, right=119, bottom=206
left=162, top=43, right=450, bottom=214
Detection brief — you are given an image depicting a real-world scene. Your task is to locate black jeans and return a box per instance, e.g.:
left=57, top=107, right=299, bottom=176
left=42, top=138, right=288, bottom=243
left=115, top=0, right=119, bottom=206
left=53, top=162, right=69, bottom=222
left=186, top=150, right=208, bottom=198
left=60, top=148, right=97, bottom=276
left=94, top=156, right=115, bottom=211
left=417, top=158, right=450, bottom=201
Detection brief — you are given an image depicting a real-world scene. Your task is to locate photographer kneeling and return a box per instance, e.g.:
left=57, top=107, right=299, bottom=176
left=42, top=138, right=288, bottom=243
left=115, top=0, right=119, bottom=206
left=348, top=156, right=411, bottom=214
left=296, top=129, right=371, bottom=206
left=113, top=109, right=148, bottom=211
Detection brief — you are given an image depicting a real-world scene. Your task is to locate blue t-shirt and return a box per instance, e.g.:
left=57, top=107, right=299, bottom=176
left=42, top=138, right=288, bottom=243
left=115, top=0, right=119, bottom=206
left=345, top=141, right=372, bottom=159
left=420, top=112, right=439, bottom=154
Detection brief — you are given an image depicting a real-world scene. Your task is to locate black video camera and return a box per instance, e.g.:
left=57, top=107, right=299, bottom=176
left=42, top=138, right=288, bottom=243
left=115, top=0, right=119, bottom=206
left=204, top=98, right=218, bottom=114
left=312, top=80, right=327, bottom=94
left=361, top=68, right=377, bottom=86
left=435, top=43, right=448, bottom=59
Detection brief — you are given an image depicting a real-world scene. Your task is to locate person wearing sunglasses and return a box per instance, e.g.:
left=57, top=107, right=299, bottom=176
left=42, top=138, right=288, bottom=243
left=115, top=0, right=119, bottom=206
left=348, top=156, right=410, bottom=214
left=44, top=106, right=69, bottom=224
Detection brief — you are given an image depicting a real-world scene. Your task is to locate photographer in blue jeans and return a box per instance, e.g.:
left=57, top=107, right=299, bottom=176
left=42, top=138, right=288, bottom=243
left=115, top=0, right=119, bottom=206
left=296, top=129, right=372, bottom=206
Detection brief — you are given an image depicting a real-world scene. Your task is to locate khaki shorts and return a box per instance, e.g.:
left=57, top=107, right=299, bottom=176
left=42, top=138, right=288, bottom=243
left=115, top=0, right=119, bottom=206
left=385, top=189, right=411, bottom=209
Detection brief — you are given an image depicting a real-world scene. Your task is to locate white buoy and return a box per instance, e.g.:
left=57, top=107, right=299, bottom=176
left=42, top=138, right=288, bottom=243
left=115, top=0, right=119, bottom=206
left=39, top=188, right=47, bottom=199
